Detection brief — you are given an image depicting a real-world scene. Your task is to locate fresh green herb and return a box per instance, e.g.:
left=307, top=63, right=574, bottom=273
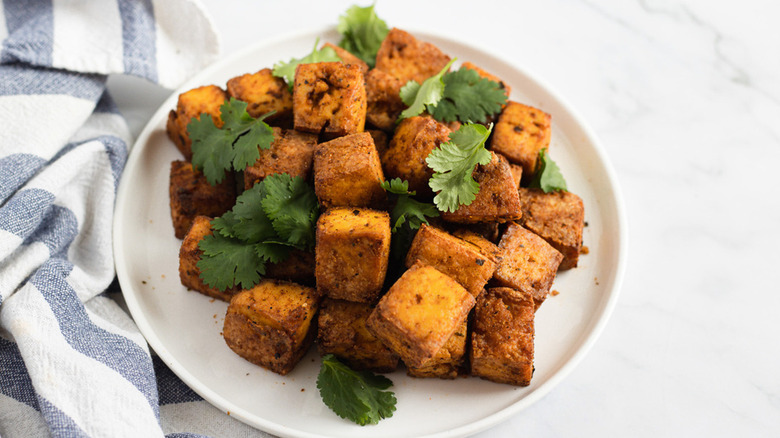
left=188, top=98, right=275, bottom=186
left=272, top=38, right=342, bottom=90
left=197, top=234, right=268, bottom=291
left=380, top=178, right=439, bottom=232
left=426, top=123, right=493, bottom=213
left=529, top=148, right=568, bottom=193
left=337, top=4, right=389, bottom=68
left=398, top=58, right=456, bottom=121
left=197, top=173, right=319, bottom=291
left=317, top=354, right=396, bottom=426
left=430, top=68, right=507, bottom=123
left=261, top=173, right=319, bottom=249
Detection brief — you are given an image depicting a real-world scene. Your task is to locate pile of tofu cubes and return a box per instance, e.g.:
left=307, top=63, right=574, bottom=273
left=167, top=28, right=585, bottom=385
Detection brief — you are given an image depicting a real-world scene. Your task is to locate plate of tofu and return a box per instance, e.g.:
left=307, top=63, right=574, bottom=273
left=114, top=25, right=627, bottom=438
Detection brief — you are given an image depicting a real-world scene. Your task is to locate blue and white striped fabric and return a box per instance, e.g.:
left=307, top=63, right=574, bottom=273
left=0, top=1, right=269, bottom=437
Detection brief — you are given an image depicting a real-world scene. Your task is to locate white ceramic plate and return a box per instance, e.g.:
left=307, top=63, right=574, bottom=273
left=114, top=26, right=627, bottom=438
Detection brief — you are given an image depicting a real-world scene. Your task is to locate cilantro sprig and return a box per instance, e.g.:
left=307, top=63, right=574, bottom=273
left=197, top=173, right=319, bottom=291
left=317, top=354, right=396, bottom=426
left=431, top=68, right=508, bottom=123
left=272, top=38, right=342, bottom=90
left=426, top=123, right=493, bottom=213
left=398, top=59, right=455, bottom=120
left=188, top=98, right=275, bottom=186
left=380, top=178, right=439, bottom=232
left=398, top=60, right=507, bottom=124
left=337, top=4, right=389, bottom=68
left=529, top=148, right=568, bottom=193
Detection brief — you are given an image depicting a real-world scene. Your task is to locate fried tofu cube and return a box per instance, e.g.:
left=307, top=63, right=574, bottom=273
left=264, top=249, right=315, bottom=285
left=461, top=62, right=511, bottom=107
left=375, top=28, right=452, bottom=84
left=451, top=228, right=501, bottom=264
left=293, top=62, right=366, bottom=137
left=507, top=161, right=523, bottom=189
left=368, top=129, right=389, bottom=157
left=321, top=42, right=369, bottom=74
left=494, top=223, right=563, bottom=307
left=169, top=160, right=236, bottom=239
left=405, top=224, right=495, bottom=297
left=366, top=261, right=475, bottom=367
left=317, top=298, right=399, bottom=372
left=382, top=116, right=451, bottom=197
left=440, top=152, right=522, bottom=224
left=223, top=279, right=319, bottom=375
left=166, top=85, right=227, bottom=160
left=490, top=101, right=551, bottom=180
left=315, top=208, right=391, bottom=303
left=226, top=68, right=292, bottom=127
left=313, top=132, right=386, bottom=208
left=178, top=215, right=239, bottom=302
left=518, top=188, right=585, bottom=270
left=243, top=128, right=317, bottom=189
left=471, top=287, right=535, bottom=386
left=365, top=68, right=405, bottom=131
left=406, top=319, right=467, bottom=379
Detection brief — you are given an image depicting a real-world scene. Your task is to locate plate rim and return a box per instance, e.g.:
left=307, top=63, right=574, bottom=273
left=113, top=24, right=628, bottom=438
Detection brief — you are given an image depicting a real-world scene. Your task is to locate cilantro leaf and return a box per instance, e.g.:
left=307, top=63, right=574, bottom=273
left=255, top=241, right=291, bottom=264
left=431, top=68, right=508, bottom=123
left=197, top=233, right=266, bottom=291
left=337, top=4, right=389, bottom=68
left=529, top=148, right=568, bottom=193
left=426, top=123, right=493, bottom=212
left=272, top=38, right=342, bottom=90
left=398, top=58, right=456, bottom=120
left=317, top=354, right=396, bottom=426
left=380, top=178, right=438, bottom=232
left=198, top=173, right=320, bottom=291
left=261, top=173, right=319, bottom=249
left=380, top=177, right=414, bottom=196
left=188, top=98, right=275, bottom=185
left=231, top=183, right=277, bottom=243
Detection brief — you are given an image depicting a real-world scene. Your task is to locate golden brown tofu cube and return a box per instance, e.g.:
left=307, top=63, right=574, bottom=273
left=471, top=287, right=535, bottom=386
left=451, top=228, right=501, bottom=264
left=226, top=68, right=292, bottom=127
left=178, top=215, right=239, bottom=302
left=264, top=249, right=315, bottom=285
left=507, top=161, right=523, bottom=189
left=405, top=224, right=495, bottom=297
left=490, top=101, right=552, bottom=180
left=169, top=160, right=236, bottom=239
left=461, top=62, right=512, bottom=107
left=166, top=85, right=227, bottom=160
left=440, top=152, right=522, bottom=224
left=375, top=28, right=452, bottom=84
left=368, top=129, right=389, bottom=157
left=321, top=42, right=369, bottom=74
left=317, top=298, right=399, bottom=373
left=223, top=279, right=319, bottom=375
left=365, top=68, right=405, bottom=131
left=315, top=208, right=391, bottom=303
left=382, top=116, right=451, bottom=197
left=518, top=188, right=585, bottom=270
left=243, top=128, right=317, bottom=189
left=406, top=320, right=467, bottom=379
left=494, top=223, right=563, bottom=306
left=366, top=261, right=475, bottom=367
left=293, top=62, right=366, bottom=137
left=313, top=132, right=386, bottom=208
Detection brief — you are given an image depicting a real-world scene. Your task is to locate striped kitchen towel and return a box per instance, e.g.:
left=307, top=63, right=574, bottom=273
left=0, top=1, right=267, bottom=437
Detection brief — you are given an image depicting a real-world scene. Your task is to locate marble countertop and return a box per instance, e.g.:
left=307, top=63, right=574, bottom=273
left=108, top=0, right=780, bottom=436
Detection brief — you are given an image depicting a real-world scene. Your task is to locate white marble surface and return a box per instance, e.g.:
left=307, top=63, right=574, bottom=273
left=108, top=0, right=780, bottom=436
